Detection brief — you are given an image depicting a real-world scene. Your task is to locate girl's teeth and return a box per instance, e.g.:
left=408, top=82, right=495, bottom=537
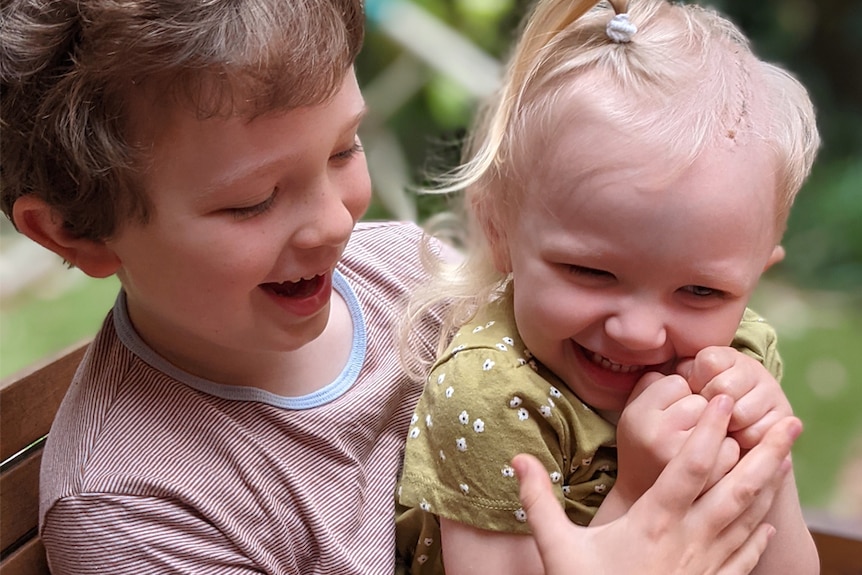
left=589, top=351, right=642, bottom=374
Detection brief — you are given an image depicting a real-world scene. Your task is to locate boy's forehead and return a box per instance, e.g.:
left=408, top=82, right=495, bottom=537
left=123, top=70, right=365, bottom=194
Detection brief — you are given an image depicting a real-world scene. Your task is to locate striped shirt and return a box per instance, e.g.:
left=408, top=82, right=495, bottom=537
left=39, top=221, right=441, bottom=575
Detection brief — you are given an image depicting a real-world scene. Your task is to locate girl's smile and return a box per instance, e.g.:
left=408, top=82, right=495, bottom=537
left=498, top=111, right=783, bottom=416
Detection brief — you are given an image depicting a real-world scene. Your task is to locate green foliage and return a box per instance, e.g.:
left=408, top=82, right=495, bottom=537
left=0, top=275, right=119, bottom=377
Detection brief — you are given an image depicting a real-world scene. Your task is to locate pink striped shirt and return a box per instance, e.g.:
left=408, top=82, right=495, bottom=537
left=40, top=221, right=441, bottom=574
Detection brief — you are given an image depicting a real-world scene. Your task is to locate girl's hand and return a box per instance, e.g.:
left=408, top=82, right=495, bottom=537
left=614, top=371, right=738, bottom=504
left=678, top=347, right=793, bottom=450
left=513, top=396, right=801, bottom=575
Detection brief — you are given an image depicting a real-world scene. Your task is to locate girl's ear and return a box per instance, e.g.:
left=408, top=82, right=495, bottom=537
left=12, top=195, right=121, bottom=278
left=486, top=219, right=512, bottom=274
left=764, top=244, right=786, bottom=272
left=474, top=195, right=512, bottom=274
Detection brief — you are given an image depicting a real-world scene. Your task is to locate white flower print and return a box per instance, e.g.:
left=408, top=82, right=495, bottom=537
left=456, top=437, right=467, bottom=452
left=418, top=555, right=429, bottom=564
left=439, top=450, right=446, bottom=461
left=495, top=343, right=508, bottom=352
left=453, top=344, right=466, bottom=354
left=445, top=386, right=454, bottom=398
left=460, top=483, right=470, bottom=494
left=425, top=414, right=433, bottom=428
left=524, top=349, right=534, bottom=360
left=549, top=471, right=562, bottom=484
left=472, top=325, right=484, bottom=333
left=410, top=413, right=418, bottom=425
left=582, top=457, right=593, bottom=466
left=514, top=509, right=527, bottom=523
left=409, top=427, right=420, bottom=439
left=503, top=336, right=514, bottom=346
left=595, top=484, right=607, bottom=494
left=437, top=373, right=446, bottom=385
left=472, top=419, right=485, bottom=433
left=485, top=321, right=496, bottom=328
left=420, top=499, right=431, bottom=511
left=423, top=538, right=434, bottom=547
left=501, top=465, right=515, bottom=478
left=517, top=358, right=527, bottom=366
left=562, top=485, right=572, bottom=495
left=570, top=462, right=579, bottom=473
left=549, top=386, right=562, bottom=398
left=482, top=358, right=495, bottom=371
left=518, top=408, right=529, bottom=421
left=539, top=405, right=552, bottom=418
left=459, top=410, right=469, bottom=424
left=598, top=464, right=610, bottom=472
left=509, top=396, right=522, bottom=408
left=528, top=359, right=538, bottom=371
left=547, top=397, right=556, bottom=408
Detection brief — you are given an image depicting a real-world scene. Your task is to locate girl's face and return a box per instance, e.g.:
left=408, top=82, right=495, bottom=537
left=104, top=70, right=371, bottom=385
left=492, top=117, right=783, bottom=418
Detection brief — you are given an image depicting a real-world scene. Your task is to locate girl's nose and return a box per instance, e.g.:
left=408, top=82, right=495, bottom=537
left=604, top=306, right=667, bottom=351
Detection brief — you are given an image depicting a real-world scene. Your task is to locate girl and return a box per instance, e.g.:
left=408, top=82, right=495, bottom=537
left=397, top=0, right=819, bottom=573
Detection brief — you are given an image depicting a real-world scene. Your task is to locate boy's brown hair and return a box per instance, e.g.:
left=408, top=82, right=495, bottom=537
left=1, top=0, right=364, bottom=241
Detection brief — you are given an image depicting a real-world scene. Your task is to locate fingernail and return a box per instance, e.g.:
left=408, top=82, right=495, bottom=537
left=787, top=418, right=803, bottom=442
left=715, top=394, right=733, bottom=413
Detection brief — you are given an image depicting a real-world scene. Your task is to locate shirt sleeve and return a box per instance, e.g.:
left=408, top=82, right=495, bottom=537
left=732, top=308, right=783, bottom=382
left=42, top=494, right=263, bottom=575
left=398, top=339, right=613, bottom=534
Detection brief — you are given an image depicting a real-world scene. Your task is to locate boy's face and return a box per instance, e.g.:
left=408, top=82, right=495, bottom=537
left=106, top=70, right=370, bottom=382
left=494, top=117, right=783, bottom=417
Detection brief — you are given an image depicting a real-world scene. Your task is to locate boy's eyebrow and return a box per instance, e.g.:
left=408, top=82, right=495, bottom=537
left=203, top=105, right=369, bottom=196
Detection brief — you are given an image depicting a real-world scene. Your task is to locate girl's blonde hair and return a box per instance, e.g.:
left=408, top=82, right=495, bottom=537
left=400, top=0, right=819, bottom=380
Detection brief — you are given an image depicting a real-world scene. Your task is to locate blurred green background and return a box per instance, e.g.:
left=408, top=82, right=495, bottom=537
left=1, top=0, right=860, bottom=521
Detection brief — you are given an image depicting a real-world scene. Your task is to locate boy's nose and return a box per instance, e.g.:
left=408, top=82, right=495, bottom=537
left=604, top=307, right=667, bottom=351
left=293, top=185, right=359, bottom=249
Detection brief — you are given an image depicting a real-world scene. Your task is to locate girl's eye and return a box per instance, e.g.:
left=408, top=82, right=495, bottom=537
left=569, top=265, right=614, bottom=280
left=331, top=139, right=364, bottom=162
left=682, top=285, right=724, bottom=298
left=228, top=190, right=277, bottom=220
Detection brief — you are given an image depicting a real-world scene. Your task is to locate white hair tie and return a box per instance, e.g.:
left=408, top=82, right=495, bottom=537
left=606, top=13, right=637, bottom=43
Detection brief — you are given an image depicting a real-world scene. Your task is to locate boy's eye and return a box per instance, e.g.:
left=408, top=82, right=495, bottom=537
left=331, top=139, right=364, bottom=161
left=227, top=190, right=277, bottom=219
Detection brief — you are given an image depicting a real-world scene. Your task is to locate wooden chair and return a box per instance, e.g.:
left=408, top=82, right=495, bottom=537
left=1, top=342, right=87, bottom=575
left=1, top=342, right=860, bottom=574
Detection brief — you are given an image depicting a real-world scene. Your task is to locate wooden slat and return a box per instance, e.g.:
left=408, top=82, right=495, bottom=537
left=812, top=529, right=862, bottom=575
left=0, top=449, right=43, bottom=553
left=0, top=537, right=49, bottom=575
left=0, top=342, right=88, bottom=462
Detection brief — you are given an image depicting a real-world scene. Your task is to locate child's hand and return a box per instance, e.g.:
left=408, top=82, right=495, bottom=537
left=677, top=347, right=793, bottom=451
left=513, top=398, right=802, bottom=575
left=614, top=372, right=739, bottom=503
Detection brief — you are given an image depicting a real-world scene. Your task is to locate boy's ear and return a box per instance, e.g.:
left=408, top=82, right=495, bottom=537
left=12, top=195, right=121, bottom=278
left=764, top=244, right=786, bottom=272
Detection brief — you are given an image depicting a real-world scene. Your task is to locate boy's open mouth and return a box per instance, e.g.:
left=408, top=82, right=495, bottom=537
left=261, top=275, right=324, bottom=298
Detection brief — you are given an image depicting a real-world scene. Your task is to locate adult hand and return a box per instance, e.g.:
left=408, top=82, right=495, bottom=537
left=513, top=395, right=801, bottom=575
